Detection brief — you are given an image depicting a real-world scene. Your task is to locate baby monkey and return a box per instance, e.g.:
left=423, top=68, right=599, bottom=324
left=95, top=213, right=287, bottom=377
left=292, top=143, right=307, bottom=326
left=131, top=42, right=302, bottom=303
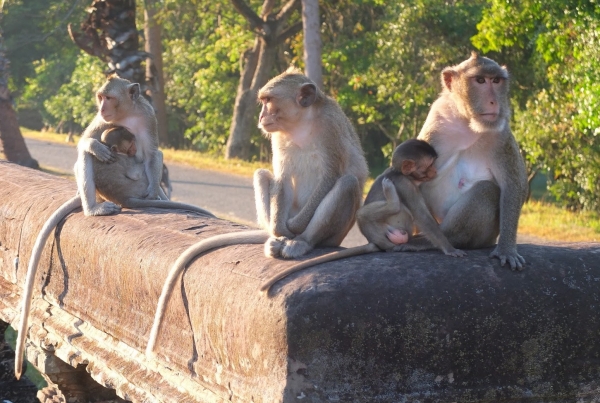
left=359, top=138, right=443, bottom=251
left=260, top=139, right=465, bottom=293
left=102, top=126, right=137, bottom=157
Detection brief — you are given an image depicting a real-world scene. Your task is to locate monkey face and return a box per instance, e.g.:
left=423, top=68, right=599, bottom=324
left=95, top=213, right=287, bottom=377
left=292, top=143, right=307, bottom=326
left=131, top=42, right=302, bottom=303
left=126, top=140, right=137, bottom=157
left=97, top=93, right=120, bottom=122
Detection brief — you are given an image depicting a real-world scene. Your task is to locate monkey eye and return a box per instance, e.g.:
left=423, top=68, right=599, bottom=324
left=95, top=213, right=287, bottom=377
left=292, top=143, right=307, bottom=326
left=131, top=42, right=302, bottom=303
left=262, top=96, right=271, bottom=103
left=492, top=77, right=502, bottom=83
left=475, top=77, right=486, bottom=84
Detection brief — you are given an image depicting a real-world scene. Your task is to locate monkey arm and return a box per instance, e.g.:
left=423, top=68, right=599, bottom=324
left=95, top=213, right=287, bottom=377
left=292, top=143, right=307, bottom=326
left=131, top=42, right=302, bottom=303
left=392, top=176, right=464, bottom=256
left=490, top=137, right=528, bottom=270
left=286, top=176, right=337, bottom=235
left=78, top=137, right=116, bottom=163
left=144, top=150, right=165, bottom=200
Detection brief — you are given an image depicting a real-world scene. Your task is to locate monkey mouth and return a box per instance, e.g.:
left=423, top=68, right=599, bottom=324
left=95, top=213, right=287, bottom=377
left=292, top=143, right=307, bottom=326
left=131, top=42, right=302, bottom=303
left=479, top=113, right=498, bottom=121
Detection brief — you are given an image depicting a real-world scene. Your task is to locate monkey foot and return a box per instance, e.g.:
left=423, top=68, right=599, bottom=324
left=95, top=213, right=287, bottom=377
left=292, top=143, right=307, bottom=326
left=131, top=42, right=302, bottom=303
left=280, top=239, right=313, bottom=259
left=87, top=201, right=121, bottom=216
left=265, top=236, right=287, bottom=258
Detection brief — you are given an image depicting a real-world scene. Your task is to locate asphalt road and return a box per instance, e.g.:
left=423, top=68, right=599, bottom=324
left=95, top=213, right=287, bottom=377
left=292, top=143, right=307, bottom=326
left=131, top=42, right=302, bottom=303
left=23, top=137, right=368, bottom=247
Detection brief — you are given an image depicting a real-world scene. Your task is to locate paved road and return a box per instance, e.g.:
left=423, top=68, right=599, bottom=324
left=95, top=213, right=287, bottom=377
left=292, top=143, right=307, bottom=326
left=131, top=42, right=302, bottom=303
left=24, top=137, right=368, bottom=247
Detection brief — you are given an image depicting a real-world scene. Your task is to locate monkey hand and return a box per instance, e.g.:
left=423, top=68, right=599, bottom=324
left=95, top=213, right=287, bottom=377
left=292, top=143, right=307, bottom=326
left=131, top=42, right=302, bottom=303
left=490, top=245, right=525, bottom=271
left=89, top=139, right=116, bottom=163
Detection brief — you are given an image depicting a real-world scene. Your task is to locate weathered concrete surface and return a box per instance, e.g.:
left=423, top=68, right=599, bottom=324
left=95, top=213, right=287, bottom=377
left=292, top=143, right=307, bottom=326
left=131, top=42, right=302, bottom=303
left=0, top=161, right=599, bottom=402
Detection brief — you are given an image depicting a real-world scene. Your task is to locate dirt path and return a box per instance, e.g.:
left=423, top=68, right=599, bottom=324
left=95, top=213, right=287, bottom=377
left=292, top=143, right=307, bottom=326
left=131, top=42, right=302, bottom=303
left=23, top=137, right=368, bottom=247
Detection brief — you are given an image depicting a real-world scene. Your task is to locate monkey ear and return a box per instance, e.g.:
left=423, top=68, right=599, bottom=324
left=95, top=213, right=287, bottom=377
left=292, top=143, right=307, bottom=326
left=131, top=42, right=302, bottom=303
left=297, top=83, right=317, bottom=107
left=441, top=67, right=457, bottom=91
left=401, top=159, right=416, bottom=176
left=128, top=83, right=141, bottom=101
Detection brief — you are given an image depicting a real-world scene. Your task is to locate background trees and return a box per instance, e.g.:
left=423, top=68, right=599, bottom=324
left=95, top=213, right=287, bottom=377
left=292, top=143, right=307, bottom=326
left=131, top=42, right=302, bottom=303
left=2, top=0, right=599, bottom=210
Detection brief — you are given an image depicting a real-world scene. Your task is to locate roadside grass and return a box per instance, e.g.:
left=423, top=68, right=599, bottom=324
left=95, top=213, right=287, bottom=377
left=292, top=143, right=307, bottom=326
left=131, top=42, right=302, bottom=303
left=519, top=201, right=599, bottom=242
left=18, top=128, right=600, bottom=243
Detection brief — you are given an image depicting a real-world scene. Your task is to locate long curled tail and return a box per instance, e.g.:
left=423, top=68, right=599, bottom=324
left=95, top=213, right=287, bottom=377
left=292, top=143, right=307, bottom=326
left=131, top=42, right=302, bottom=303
left=145, top=230, right=269, bottom=357
left=259, top=243, right=381, bottom=294
left=15, top=195, right=81, bottom=380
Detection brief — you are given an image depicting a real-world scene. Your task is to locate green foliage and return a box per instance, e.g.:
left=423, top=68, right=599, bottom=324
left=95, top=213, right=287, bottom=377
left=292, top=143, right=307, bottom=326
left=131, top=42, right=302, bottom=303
left=5, top=0, right=599, bottom=211
left=475, top=0, right=600, bottom=210
left=160, top=0, right=253, bottom=152
left=43, top=53, right=106, bottom=128
left=2, top=0, right=86, bottom=92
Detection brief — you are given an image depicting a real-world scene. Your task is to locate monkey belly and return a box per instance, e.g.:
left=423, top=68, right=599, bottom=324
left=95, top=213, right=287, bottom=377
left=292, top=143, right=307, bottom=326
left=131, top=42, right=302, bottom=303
left=423, top=156, right=494, bottom=221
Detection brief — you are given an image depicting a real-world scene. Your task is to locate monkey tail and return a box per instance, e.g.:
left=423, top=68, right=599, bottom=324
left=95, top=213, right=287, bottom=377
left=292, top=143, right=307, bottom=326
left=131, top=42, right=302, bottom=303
left=145, top=230, right=269, bottom=357
left=124, top=198, right=216, bottom=218
left=259, top=243, right=381, bottom=294
left=15, top=195, right=81, bottom=380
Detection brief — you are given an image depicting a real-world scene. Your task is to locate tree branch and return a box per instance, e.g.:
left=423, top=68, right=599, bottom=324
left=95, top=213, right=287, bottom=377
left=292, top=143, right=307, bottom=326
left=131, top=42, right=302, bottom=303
left=231, top=0, right=264, bottom=31
left=276, top=0, right=299, bottom=21
left=260, top=0, right=276, bottom=18
left=276, top=20, right=302, bottom=44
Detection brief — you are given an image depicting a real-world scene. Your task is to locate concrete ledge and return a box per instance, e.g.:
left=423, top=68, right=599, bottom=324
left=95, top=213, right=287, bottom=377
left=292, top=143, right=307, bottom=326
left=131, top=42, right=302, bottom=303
left=0, top=161, right=599, bottom=402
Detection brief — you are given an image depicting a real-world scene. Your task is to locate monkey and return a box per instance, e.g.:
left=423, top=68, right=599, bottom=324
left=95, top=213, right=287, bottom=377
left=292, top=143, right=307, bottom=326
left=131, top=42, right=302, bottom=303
left=14, top=85, right=218, bottom=378
left=145, top=68, right=368, bottom=356
left=102, top=125, right=137, bottom=156
left=99, top=126, right=144, bottom=181
left=14, top=144, right=216, bottom=378
left=259, top=139, right=466, bottom=294
left=254, top=67, right=368, bottom=258
left=395, top=52, right=528, bottom=270
left=101, top=125, right=172, bottom=198
left=76, top=74, right=166, bottom=217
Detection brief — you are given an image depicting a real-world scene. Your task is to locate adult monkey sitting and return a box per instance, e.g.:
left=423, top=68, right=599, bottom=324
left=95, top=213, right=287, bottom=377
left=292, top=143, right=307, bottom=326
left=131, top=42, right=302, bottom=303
left=145, top=68, right=368, bottom=356
left=400, top=52, right=528, bottom=270
left=77, top=74, right=167, bottom=216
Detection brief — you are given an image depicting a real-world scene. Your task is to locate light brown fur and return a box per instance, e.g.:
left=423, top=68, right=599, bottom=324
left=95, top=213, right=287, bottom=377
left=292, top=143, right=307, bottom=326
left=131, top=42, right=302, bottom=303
left=255, top=67, right=368, bottom=258
left=410, top=52, right=528, bottom=269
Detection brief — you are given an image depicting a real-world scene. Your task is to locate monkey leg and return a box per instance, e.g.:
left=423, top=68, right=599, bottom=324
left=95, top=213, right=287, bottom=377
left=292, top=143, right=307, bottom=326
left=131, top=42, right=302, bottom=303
left=76, top=152, right=121, bottom=216
left=277, top=174, right=362, bottom=259
left=440, top=180, right=500, bottom=249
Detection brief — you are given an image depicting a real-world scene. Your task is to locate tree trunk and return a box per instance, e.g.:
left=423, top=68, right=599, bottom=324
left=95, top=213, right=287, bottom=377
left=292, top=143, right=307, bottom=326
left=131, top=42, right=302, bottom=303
left=144, top=0, right=169, bottom=146
left=225, top=0, right=302, bottom=160
left=68, top=0, right=150, bottom=96
left=0, top=22, right=38, bottom=169
left=301, top=0, right=322, bottom=88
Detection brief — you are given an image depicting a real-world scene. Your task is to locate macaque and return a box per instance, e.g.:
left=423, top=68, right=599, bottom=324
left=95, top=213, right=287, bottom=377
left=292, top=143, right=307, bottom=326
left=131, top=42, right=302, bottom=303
left=14, top=82, right=216, bottom=378
left=260, top=139, right=465, bottom=294
left=99, top=126, right=144, bottom=181
left=75, top=75, right=166, bottom=217
left=254, top=67, right=368, bottom=258
left=102, top=125, right=137, bottom=156
left=145, top=68, right=368, bottom=355
left=404, top=52, right=528, bottom=270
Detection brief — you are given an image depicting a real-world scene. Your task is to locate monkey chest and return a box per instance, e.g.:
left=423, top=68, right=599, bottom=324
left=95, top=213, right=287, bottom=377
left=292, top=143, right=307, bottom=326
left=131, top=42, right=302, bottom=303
left=283, top=149, right=324, bottom=208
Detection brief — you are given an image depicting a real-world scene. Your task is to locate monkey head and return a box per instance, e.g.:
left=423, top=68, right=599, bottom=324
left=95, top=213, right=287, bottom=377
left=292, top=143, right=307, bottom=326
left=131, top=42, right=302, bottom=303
left=391, top=139, right=438, bottom=184
left=257, top=68, right=323, bottom=135
left=96, top=75, right=141, bottom=123
left=101, top=127, right=137, bottom=157
left=441, top=52, right=510, bottom=133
